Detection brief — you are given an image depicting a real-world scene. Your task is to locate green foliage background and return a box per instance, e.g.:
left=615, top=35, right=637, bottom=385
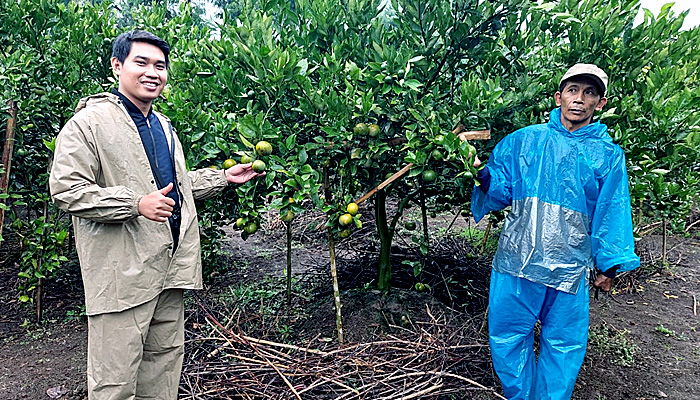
left=1, top=0, right=699, bottom=298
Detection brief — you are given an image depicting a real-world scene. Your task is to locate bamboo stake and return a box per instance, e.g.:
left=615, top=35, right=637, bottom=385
left=355, top=128, right=491, bottom=205
left=479, top=220, right=492, bottom=257
left=662, top=217, right=668, bottom=267
left=324, top=167, right=344, bottom=344
left=286, top=220, right=292, bottom=307
left=355, top=163, right=413, bottom=205
left=0, top=99, right=18, bottom=240
left=684, top=219, right=700, bottom=233
left=328, top=232, right=344, bottom=344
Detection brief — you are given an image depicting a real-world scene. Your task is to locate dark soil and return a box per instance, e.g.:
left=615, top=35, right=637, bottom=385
left=1, top=210, right=699, bottom=400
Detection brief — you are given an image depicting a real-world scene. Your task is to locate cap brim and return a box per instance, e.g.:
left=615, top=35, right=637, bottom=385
left=562, top=73, right=606, bottom=96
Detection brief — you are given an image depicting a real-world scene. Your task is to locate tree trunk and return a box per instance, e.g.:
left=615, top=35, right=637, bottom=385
left=376, top=189, right=392, bottom=291
left=0, top=99, right=18, bottom=243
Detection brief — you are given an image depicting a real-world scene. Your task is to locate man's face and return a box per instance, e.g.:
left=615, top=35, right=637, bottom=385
left=111, top=41, right=167, bottom=112
left=555, top=77, right=607, bottom=132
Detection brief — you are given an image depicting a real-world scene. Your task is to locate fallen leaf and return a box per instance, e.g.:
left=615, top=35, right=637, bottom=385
left=46, top=386, right=68, bottom=399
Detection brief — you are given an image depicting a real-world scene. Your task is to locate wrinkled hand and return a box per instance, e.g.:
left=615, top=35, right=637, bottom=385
left=139, top=182, right=175, bottom=222
left=472, top=154, right=481, bottom=169
left=593, top=274, right=613, bottom=292
left=225, top=163, right=265, bottom=184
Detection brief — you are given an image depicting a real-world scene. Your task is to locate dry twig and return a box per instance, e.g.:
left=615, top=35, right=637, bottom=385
left=181, top=296, right=502, bottom=399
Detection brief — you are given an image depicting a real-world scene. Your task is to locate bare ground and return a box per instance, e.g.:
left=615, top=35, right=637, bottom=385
left=0, top=211, right=698, bottom=400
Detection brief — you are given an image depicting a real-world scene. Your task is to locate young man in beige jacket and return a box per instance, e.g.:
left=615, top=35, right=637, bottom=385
left=49, top=30, right=262, bottom=399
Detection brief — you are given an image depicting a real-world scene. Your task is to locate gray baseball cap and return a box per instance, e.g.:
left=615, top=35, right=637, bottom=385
left=560, top=63, right=608, bottom=96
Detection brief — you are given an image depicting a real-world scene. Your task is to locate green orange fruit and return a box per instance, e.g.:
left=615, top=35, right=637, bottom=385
left=255, top=140, right=273, bottom=156
left=422, top=170, right=437, bottom=182
left=354, top=123, right=368, bottom=135
left=241, top=154, right=255, bottom=164
left=251, top=160, right=266, bottom=173
left=243, top=222, right=258, bottom=234
left=235, top=218, right=245, bottom=229
left=222, top=158, right=236, bottom=169
left=338, top=213, right=353, bottom=226
left=368, top=124, right=380, bottom=137
left=280, top=210, right=295, bottom=222
left=346, top=202, right=359, bottom=215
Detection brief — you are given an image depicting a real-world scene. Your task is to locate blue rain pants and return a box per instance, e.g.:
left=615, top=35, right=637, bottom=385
left=489, top=270, right=589, bottom=400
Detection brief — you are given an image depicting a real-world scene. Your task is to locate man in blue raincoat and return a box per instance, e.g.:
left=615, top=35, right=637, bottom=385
left=471, top=63, right=640, bottom=399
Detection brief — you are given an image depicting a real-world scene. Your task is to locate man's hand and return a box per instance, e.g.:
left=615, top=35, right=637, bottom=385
left=473, top=154, right=481, bottom=168
left=225, top=163, right=265, bottom=184
left=593, top=274, right=613, bottom=292
left=139, top=182, right=175, bottom=222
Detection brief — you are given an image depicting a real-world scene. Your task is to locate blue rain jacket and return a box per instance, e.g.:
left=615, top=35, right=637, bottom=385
left=472, top=108, right=640, bottom=294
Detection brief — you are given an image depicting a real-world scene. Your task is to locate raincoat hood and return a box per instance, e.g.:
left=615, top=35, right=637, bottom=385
left=547, top=107, right=611, bottom=141
left=75, top=92, right=114, bottom=113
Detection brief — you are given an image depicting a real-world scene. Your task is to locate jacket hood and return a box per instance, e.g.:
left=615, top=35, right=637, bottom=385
left=547, top=107, right=611, bottom=141
left=74, top=92, right=171, bottom=123
left=75, top=92, right=120, bottom=113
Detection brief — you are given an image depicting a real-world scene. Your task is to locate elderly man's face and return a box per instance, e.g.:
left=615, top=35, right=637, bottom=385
left=555, top=77, right=607, bottom=132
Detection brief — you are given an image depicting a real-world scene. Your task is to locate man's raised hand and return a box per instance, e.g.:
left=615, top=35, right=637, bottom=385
left=138, top=182, right=176, bottom=222
left=225, top=163, right=265, bottom=184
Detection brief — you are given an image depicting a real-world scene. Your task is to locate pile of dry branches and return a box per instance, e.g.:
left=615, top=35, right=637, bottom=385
left=181, top=296, right=503, bottom=400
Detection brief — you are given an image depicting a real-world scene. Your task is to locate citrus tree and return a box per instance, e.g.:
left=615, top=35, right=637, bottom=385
left=162, top=0, right=543, bottom=291
left=0, top=0, right=117, bottom=315
left=3, top=0, right=699, bottom=312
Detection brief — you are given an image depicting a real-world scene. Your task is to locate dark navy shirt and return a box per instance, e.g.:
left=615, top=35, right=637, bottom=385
left=112, top=89, right=181, bottom=248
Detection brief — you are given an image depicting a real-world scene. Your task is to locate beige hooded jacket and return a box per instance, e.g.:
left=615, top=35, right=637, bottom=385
left=49, top=92, right=227, bottom=315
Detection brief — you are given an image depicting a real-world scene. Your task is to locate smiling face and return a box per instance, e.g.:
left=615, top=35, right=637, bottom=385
left=111, top=41, right=167, bottom=115
left=555, top=77, right=607, bottom=132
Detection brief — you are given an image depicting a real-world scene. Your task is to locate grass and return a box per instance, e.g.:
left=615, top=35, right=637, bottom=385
left=588, top=324, right=638, bottom=367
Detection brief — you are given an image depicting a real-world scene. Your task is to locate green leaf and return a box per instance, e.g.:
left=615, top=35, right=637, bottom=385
left=215, top=137, right=229, bottom=152
left=297, top=58, right=309, bottom=76
left=43, top=138, right=56, bottom=152
left=190, top=132, right=205, bottom=142
left=403, top=79, right=423, bottom=91
left=239, top=134, right=255, bottom=149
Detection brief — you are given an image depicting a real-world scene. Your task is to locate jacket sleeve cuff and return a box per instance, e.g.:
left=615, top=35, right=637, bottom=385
left=476, top=167, right=491, bottom=193
left=601, top=265, right=619, bottom=279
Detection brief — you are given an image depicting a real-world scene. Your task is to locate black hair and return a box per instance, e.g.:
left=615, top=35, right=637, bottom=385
left=559, top=76, right=603, bottom=97
left=112, top=30, right=170, bottom=68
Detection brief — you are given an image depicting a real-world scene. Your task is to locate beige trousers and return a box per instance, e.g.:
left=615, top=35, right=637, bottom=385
left=87, top=289, right=185, bottom=400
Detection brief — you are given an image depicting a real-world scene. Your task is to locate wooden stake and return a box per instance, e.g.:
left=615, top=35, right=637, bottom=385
left=355, top=163, right=413, bottom=205
left=328, top=232, right=344, bottom=344
left=354, top=128, right=491, bottom=205
left=286, top=221, right=292, bottom=307
left=323, top=167, right=344, bottom=344
left=479, top=220, right=492, bottom=257
left=457, top=129, right=491, bottom=141
left=662, top=217, right=668, bottom=267
left=0, top=99, right=18, bottom=240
